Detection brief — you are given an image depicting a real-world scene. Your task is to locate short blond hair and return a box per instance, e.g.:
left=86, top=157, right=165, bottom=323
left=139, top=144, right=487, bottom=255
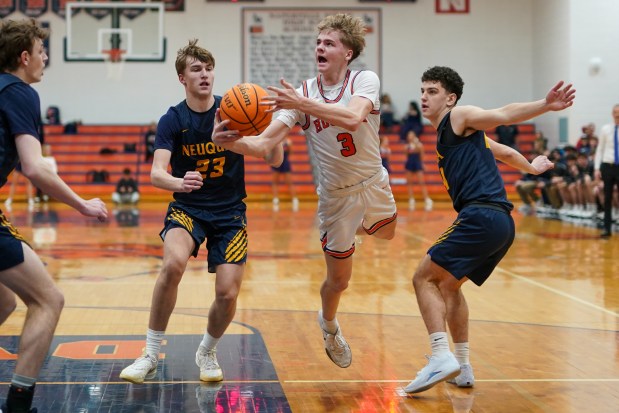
left=175, top=39, right=215, bottom=75
left=317, top=14, right=366, bottom=63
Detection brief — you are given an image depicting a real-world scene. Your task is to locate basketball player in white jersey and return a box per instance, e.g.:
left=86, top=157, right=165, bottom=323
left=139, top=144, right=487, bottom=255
left=213, top=13, right=398, bottom=368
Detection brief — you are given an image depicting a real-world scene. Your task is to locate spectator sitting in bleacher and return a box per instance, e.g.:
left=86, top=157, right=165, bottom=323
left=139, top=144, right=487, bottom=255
left=112, top=168, right=139, bottom=205
left=556, top=153, right=594, bottom=218
left=539, top=149, right=568, bottom=214
left=574, top=152, right=598, bottom=217
left=515, top=151, right=556, bottom=216
left=532, top=130, right=548, bottom=156
left=556, top=153, right=577, bottom=216
left=576, top=123, right=598, bottom=159
left=515, top=172, right=541, bottom=216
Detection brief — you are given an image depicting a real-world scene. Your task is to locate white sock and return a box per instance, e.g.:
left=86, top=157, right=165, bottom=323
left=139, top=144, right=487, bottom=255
left=429, top=332, right=450, bottom=355
left=200, top=331, right=220, bottom=351
left=146, top=328, right=165, bottom=359
left=11, top=373, right=35, bottom=388
left=321, top=313, right=339, bottom=334
left=453, top=342, right=470, bottom=365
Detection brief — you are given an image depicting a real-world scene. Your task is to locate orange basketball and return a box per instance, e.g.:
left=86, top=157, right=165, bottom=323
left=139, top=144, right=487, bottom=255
left=219, top=83, right=273, bottom=136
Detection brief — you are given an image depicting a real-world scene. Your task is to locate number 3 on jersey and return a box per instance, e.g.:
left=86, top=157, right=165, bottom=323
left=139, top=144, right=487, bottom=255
left=196, top=157, right=225, bottom=179
left=337, top=132, right=357, bottom=157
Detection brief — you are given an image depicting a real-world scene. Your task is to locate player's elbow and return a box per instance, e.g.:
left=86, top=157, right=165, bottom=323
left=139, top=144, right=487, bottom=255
left=20, top=159, right=48, bottom=182
left=150, top=169, right=166, bottom=188
left=340, top=117, right=363, bottom=132
left=266, top=152, right=283, bottom=168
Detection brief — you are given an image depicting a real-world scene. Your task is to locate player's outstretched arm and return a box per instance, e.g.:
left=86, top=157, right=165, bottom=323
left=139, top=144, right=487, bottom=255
left=455, top=81, right=575, bottom=133
left=263, top=78, right=371, bottom=132
left=488, top=138, right=554, bottom=175
left=17, top=135, right=108, bottom=221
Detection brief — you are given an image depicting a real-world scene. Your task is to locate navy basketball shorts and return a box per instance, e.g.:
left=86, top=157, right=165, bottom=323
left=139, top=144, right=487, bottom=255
left=428, top=205, right=515, bottom=286
left=0, top=210, right=28, bottom=271
left=159, top=201, right=248, bottom=273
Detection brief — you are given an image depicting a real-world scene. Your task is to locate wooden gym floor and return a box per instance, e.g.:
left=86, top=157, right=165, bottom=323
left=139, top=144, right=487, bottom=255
left=0, top=200, right=617, bottom=413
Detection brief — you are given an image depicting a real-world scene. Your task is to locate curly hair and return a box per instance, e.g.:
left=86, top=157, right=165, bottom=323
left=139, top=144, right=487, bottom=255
left=317, top=14, right=366, bottom=63
left=0, top=19, right=49, bottom=73
left=421, top=66, right=465, bottom=104
left=175, top=39, right=215, bottom=75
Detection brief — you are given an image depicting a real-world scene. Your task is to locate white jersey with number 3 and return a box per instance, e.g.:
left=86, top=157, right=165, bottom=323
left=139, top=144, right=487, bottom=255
left=276, top=69, right=382, bottom=192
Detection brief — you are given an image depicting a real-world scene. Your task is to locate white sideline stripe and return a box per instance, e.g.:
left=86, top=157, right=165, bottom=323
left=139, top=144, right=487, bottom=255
left=285, top=378, right=619, bottom=384
left=496, top=268, right=619, bottom=318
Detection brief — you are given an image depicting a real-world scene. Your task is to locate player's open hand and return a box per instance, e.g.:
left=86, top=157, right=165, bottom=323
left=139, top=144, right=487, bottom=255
left=212, top=108, right=241, bottom=146
left=545, top=81, right=575, bottom=111
left=530, top=155, right=554, bottom=175
left=263, top=78, right=302, bottom=112
left=81, top=198, right=108, bottom=222
left=181, top=171, right=203, bottom=193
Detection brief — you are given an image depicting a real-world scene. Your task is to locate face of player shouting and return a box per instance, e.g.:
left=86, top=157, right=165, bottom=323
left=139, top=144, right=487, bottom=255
left=179, top=57, right=214, bottom=100
left=315, top=30, right=353, bottom=85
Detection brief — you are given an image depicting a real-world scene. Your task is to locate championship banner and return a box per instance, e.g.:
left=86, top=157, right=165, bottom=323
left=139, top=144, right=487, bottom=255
left=83, top=0, right=112, bottom=20
left=0, top=0, right=16, bottom=19
left=155, top=0, right=184, bottom=12
left=119, top=0, right=146, bottom=19
left=52, top=0, right=73, bottom=18
left=19, top=0, right=47, bottom=18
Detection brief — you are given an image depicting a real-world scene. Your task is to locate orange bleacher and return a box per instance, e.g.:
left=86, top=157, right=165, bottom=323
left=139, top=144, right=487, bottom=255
left=0, top=123, right=537, bottom=203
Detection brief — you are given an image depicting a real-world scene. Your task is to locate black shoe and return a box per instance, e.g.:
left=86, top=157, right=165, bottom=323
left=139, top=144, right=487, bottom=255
left=0, top=403, right=37, bottom=413
left=600, top=230, right=611, bottom=239
left=4, top=384, right=36, bottom=413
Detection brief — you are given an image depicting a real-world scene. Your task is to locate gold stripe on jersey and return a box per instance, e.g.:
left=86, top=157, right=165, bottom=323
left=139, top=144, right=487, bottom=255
left=225, top=227, right=248, bottom=263
left=431, top=219, right=461, bottom=247
left=484, top=133, right=491, bottom=148
left=168, top=208, right=194, bottom=233
left=0, top=212, right=26, bottom=242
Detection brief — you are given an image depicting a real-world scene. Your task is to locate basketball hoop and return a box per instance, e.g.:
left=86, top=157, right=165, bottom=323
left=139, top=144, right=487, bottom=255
left=102, top=49, right=126, bottom=81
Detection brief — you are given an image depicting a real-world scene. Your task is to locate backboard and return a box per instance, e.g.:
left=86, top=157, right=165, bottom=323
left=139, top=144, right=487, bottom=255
left=64, top=2, right=166, bottom=62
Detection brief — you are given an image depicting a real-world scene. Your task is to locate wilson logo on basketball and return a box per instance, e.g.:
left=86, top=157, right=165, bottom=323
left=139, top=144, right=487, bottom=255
left=220, top=83, right=273, bottom=136
left=237, top=84, right=252, bottom=106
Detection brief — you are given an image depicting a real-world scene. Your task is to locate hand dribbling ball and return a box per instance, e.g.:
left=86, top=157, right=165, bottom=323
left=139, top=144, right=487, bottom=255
left=220, top=83, right=272, bottom=136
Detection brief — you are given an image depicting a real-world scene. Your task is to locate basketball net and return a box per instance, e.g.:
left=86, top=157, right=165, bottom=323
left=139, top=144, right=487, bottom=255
left=102, top=49, right=126, bottom=81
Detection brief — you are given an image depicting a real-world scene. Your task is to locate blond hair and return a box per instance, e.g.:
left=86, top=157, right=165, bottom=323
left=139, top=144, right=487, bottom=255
left=175, top=39, right=215, bottom=75
left=317, top=14, right=366, bottom=63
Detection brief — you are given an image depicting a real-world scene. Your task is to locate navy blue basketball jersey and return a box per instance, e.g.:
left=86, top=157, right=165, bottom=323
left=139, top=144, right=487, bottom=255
left=435, top=112, right=513, bottom=212
left=155, top=97, right=246, bottom=209
left=0, top=73, right=42, bottom=188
